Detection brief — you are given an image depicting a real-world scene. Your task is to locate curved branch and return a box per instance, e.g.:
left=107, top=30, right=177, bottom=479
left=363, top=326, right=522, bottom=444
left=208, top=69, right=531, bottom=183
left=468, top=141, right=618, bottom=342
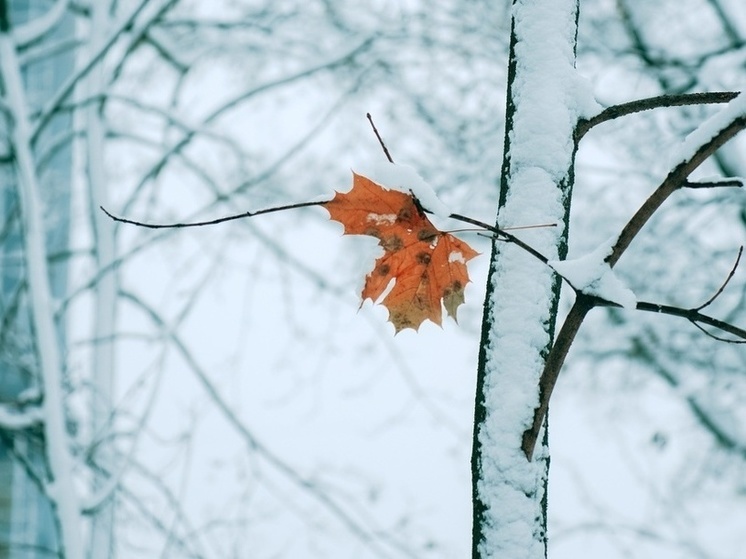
left=522, top=296, right=595, bottom=459
left=12, top=0, right=69, bottom=48
left=522, top=286, right=746, bottom=460
left=31, top=0, right=166, bottom=143
left=694, top=246, right=742, bottom=311
left=101, top=200, right=325, bottom=229
left=576, top=91, right=739, bottom=140
left=632, top=300, right=746, bottom=341
left=607, top=97, right=746, bottom=268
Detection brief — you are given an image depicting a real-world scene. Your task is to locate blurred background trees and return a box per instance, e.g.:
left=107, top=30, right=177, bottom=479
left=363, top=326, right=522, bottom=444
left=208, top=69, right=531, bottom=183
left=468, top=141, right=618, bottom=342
left=0, top=0, right=743, bottom=558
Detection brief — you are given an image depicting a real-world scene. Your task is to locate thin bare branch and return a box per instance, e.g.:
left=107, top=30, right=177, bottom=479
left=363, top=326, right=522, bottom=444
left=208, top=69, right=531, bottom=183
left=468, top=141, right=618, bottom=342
left=31, top=0, right=153, bottom=143
left=689, top=319, right=746, bottom=344
left=100, top=200, right=326, bottom=229
left=694, top=246, right=743, bottom=311
left=683, top=178, right=743, bottom=188
left=632, top=300, right=746, bottom=340
left=576, top=92, right=739, bottom=141
left=607, top=103, right=746, bottom=268
left=366, top=112, right=395, bottom=163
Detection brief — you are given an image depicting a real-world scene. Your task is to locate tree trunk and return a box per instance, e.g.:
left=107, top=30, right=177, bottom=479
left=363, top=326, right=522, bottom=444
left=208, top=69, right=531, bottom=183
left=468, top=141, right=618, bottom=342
left=472, top=1, right=581, bottom=557
left=86, top=2, right=118, bottom=557
left=0, top=17, right=84, bottom=559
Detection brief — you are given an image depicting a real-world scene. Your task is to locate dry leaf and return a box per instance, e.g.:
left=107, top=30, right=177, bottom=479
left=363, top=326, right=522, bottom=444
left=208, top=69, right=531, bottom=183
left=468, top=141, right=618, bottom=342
left=323, top=172, right=478, bottom=332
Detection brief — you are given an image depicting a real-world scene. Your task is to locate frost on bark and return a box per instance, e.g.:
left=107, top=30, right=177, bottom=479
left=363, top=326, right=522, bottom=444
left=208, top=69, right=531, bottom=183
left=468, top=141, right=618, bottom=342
left=471, top=1, right=581, bottom=557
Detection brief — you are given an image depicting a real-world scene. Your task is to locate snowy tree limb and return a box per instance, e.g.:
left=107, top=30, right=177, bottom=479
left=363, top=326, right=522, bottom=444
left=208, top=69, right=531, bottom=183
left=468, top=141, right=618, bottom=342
left=607, top=94, right=746, bottom=267
left=0, top=17, right=84, bottom=558
left=31, top=0, right=158, bottom=143
left=522, top=93, right=746, bottom=460
left=0, top=404, right=43, bottom=429
left=11, top=0, right=69, bottom=47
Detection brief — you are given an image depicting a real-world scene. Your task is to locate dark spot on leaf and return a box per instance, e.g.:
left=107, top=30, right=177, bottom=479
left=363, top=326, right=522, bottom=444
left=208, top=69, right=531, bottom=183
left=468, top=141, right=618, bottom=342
left=416, top=252, right=431, bottom=264
left=397, top=206, right=413, bottom=221
left=417, top=228, right=438, bottom=242
left=381, top=235, right=403, bottom=252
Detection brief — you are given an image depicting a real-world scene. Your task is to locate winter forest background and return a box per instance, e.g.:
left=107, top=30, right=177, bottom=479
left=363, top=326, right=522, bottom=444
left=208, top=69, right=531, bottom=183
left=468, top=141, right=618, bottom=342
left=1, top=0, right=745, bottom=558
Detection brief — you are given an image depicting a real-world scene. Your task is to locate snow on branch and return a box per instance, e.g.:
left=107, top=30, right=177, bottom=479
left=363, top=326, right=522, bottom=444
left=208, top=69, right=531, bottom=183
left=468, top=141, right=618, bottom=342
left=608, top=91, right=746, bottom=268
left=522, top=92, right=746, bottom=461
left=12, top=0, right=69, bottom=47
left=0, top=23, right=85, bottom=558
left=0, top=404, right=43, bottom=430
left=549, top=238, right=636, bottom=309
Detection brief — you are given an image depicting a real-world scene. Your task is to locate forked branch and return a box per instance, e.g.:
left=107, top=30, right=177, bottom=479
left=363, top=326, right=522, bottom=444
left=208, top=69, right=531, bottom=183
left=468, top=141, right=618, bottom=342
left=523, top=94, right=746, bottom=460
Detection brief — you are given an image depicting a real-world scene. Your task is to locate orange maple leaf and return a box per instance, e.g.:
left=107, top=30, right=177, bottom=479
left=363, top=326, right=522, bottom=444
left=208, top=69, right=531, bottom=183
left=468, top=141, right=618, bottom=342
left=323, top=172, right=479, bottom=333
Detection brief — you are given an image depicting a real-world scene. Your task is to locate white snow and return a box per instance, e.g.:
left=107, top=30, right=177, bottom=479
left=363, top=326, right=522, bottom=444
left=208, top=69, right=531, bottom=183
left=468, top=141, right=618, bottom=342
left=0, top=405, right=43, bottom=429
left=0, top=29, right=85, bottom=559
left=476, top=1, right=588, bottom=558
left=353, top=160, right=451, bottom=217
left=572, top=72, right=603, bottom=119
left=550, top=239, right=637, bottom=309
left=670, top=92, right=746, bottom=166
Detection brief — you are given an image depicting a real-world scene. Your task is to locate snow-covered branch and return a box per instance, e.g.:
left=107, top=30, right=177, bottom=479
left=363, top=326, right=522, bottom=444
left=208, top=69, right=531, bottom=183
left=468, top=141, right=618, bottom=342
left=0, top=404, right=43, bottom=429
left=11, top=0, right=69, bottom=48
left=607, top=92, right=746, bottom=267
left=522, top=92, right=746, bottom=460
left=0, top=20, right=84, bottom=559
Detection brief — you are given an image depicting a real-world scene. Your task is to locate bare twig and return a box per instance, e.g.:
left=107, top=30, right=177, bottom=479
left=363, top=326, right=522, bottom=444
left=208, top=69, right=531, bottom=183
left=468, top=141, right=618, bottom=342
left=31, top=0, right=154, bottom=143
left=689, top=319, right=746, bottom=344
left=694, top=246, right=743, bottom=311
left=633, top=300, right=746, bottom=340
left=526, top=95, right=746, bottom=458
left=100, top=201, right=325, bottom=229
left=366, top=112, right=395, bottom=163
left=684, top=178, right=744, bottom=188
left=576, top=91, right=739, bottom=140
left=607, top=112, right=746, bottom=268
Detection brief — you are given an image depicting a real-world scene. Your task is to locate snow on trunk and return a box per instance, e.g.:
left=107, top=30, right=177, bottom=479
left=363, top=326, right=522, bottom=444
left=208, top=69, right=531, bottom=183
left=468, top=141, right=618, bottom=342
left=472, top=1, right=582, bottom=557
left=0, top=27, right=84, bottom=559
left=86, top=1, right=118, bottom=556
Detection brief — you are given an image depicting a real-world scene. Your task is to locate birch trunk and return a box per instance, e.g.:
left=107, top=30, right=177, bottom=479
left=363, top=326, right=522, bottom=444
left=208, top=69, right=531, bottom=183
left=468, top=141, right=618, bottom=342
left=0, top=9, right=84, bottom=559
left=472, top=1, right=581, bottom=557
left=86, top=1, right=117, bottom=556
